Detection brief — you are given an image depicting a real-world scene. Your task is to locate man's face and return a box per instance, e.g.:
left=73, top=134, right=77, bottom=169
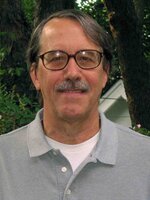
left=30, top=18, right=108, bottom=122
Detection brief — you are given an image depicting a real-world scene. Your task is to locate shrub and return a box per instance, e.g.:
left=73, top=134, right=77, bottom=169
left=133, top=127, right=150, bottom=137
left=0, top=85, right=40, bottom=135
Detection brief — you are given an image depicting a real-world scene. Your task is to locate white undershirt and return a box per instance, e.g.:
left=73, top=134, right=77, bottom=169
left=46, top=131, right=100, bottom=172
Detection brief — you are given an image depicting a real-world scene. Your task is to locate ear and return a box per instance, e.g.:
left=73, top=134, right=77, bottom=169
left=102, top=61, right=110, bottom=88
left=102, top=70, right=108, bottom=89
left=30, top=63, right=41, bottom=91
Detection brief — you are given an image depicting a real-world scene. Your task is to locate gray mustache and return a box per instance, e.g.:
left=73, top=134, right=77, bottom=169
left=55, top=80, right=90, bottom=92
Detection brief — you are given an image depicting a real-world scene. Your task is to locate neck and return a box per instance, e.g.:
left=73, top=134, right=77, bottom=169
left=43, top=111, right=100, bottom=144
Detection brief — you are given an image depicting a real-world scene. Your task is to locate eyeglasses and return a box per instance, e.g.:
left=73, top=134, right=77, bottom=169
left=38, top=49, right=103, bottom=71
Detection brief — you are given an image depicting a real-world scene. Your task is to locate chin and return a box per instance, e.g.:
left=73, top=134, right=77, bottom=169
left=59, top=108, right=86, bottom=121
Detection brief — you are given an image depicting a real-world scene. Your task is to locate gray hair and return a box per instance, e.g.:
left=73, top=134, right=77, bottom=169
left=26, top=9, right=113, bottom=70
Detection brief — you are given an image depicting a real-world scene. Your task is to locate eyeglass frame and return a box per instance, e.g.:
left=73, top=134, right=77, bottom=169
left=37, top=49, right=104, bottom=71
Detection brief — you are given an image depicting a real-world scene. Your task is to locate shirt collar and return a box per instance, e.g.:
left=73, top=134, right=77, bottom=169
left=27, top=109, right=52, bottom=157
left=92, top=112, right=118, bottom=165
left=27, top=109, right=118, bottom=165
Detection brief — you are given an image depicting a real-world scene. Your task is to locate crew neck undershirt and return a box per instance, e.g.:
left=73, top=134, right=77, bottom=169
left=45, top=131, right=100, bottom=172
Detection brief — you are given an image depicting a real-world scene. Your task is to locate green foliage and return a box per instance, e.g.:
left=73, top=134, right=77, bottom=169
left=133, top=127, right=150, bottom=137
left=0, top=85, right=40, bottom=135
left=21, top=0, right=36, bottom=26
left=77, top=0, right=109, bottom=29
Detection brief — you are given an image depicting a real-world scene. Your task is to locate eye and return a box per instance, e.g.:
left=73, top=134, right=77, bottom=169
left=78, top=52, right=95, bottom=63
left=44, top=52, right=66, bottom=64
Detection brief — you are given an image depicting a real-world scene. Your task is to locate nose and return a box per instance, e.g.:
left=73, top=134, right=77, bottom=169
left=63, top=56, right=82, bottom=80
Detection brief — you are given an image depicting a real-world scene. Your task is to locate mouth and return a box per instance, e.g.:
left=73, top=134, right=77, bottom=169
left=57, top=88, right=87, bottom=93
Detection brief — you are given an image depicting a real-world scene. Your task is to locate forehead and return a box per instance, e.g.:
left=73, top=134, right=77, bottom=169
left=39, top=18, right=100, bottom=53
left=41, top=18, right=86, bottom=41
left=44, top=18, right=76, bottom=33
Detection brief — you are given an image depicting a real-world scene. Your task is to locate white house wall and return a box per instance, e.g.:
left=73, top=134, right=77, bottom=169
left=99, top=80, right=131, bottom=128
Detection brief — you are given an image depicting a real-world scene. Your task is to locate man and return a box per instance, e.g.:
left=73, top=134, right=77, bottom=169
left=0, top=9, right=149, bottom=200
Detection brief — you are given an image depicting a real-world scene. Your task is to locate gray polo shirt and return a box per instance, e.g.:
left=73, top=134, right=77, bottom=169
left=0, top=109, right=150, bottom=200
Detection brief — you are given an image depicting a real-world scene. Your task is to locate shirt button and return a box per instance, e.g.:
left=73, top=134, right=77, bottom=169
left=61, top=167, right=67, bottom=172
left=66, top=189, right=71, bottom=195
left=52, top=150, right=57, bottom=156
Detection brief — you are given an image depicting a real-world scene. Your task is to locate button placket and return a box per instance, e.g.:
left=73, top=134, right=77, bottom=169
left=52, top=150, right=73, bottom=199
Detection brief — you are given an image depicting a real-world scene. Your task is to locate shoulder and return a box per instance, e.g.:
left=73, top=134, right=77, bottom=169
left=0, top=125, right=28, bottom=151
left=115, top=123, right=150, bottom=160
left=0, top=125, right=32, bottom=179
left=100, top=111, right=150, bottom=148
left=116, top=123, right=150, bottom=142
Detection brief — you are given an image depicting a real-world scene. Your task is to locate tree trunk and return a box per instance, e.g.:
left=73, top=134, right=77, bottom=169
left=104, top=0, right=150, bottom=129
left=133, top=0, right=150, bottom=20
left=0, top=0, right=31, bottom=95
left=34, top=0, right=75, bottom=26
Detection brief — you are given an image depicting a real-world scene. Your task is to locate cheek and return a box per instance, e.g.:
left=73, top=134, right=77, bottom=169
left=40, top=75, right=54, bottom=94
left=38, top=70, right=63, bottom=95
left=87, top=71, right=108, bottom=91
left=33, top=67, right=51, bottom=95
